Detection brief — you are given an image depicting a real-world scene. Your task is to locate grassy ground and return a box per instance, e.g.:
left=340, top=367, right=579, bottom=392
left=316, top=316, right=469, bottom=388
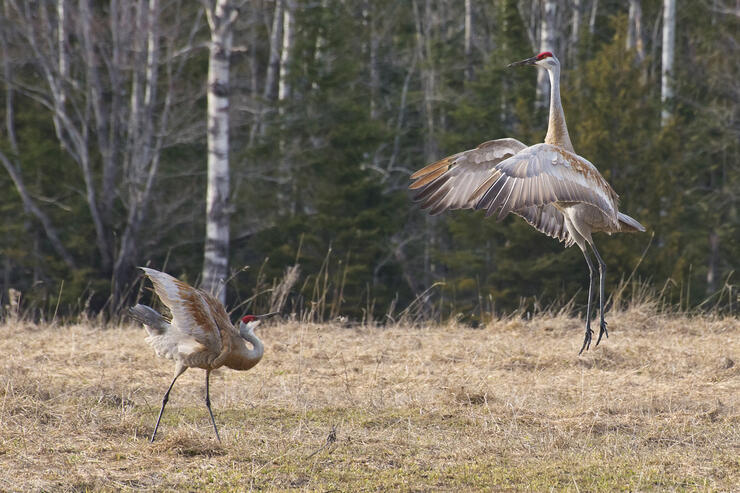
left=0, top=308, right=738, bottom=491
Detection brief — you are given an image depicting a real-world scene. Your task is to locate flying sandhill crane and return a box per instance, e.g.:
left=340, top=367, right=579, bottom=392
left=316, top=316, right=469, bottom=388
left=409, top=52, right=645, bottom=354
left=128, top=267, right=276, bottom=442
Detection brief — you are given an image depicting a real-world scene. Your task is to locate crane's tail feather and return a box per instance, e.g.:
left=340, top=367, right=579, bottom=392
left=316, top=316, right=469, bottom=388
left=128, top=304, right=170, bottom=335
left=618, top=212, right=645, bottom=233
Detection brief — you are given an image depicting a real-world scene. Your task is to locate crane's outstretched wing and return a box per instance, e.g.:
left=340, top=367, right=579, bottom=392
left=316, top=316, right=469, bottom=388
left=409, top=138, right=528, bottom=215
left=472, top=144, right=618, bottom=225
left=512, top=204, right=574, bottom=246
left=139, top=267, right=232, bottom=362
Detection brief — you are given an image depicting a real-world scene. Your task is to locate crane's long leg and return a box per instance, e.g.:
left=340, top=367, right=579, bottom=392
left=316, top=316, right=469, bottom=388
left=578, top=246, right=596, bottom=355
left=590, top=243, right=608, bottom=346
left=151, top=364, right=187, bottom=443
left=205, top=370, right=222, bottom=443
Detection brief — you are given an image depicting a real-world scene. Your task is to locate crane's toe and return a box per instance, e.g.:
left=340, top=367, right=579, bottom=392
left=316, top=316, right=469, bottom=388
left=595, top=319, right=608, bottom=347
left=578, top=326, right=593, bottom=355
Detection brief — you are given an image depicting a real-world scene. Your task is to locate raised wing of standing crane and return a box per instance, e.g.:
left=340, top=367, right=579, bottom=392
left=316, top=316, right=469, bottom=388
left=411, top=142, right=619, bottom=230
left=472, top=144, right=619, bottom=224
left=139, top=267, right=233, bottom=363
left=410, top=138, right=527, bottom=214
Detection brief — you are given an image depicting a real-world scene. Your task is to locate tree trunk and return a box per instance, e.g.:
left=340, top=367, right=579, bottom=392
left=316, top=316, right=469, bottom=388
left=278, top=0, right=294, bottom=104
left=537, top=0, right=557, bottom=108
left=464, top=0, right=473, bottom=81
left=412, top=0, right=438, bottom=290
left=661, top=0, right=676, bottom=126
left=588, top=0, right=599, bottom=34
left=202, top=0, right=238, bottom=303
left=112, top=0, right=163, bottom=309
left=706, top=230, right=719, bottom=294
left=263, top=0, right=283, bottom=104
left=366, top=0, right=380, bottom=118
left=516, top=0, right=539, bottom=53
left=626, top=0, right=645, bottom=63
left=570, top=0, right=581, bottom=63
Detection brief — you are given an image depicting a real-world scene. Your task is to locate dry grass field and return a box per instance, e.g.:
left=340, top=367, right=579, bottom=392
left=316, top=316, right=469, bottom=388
left=0, top=306, right=738, bottom=491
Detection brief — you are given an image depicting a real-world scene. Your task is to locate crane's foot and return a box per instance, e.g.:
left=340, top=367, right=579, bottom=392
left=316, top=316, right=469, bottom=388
left=595, top=319, right=608, bottom=347
left=578, top=325, right=593, bottom=355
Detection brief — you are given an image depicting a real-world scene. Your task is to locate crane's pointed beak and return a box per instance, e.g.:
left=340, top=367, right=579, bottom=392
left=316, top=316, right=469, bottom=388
left=507, top=56, right=538, bottom=68
left=254, top=312, right=280, bottom=320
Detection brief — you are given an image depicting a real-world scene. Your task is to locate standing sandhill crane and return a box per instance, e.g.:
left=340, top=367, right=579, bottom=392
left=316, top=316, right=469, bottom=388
left=409, top=52, right=645, bottom=354
left=128, top=267, right=276, bottom=442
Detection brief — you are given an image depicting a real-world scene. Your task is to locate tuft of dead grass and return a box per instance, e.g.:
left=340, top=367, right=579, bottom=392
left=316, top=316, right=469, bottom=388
left=0, top=307, right=738, bottom=491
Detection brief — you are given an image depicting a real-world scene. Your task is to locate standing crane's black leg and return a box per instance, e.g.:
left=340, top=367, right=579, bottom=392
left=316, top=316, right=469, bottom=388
left=151, top=365, right=187, bottom=443
left=591, top=243, right=608, bottom=346
left=205, top=370, right=222, bottom=443
left=578, top=248, right=596, bottom=355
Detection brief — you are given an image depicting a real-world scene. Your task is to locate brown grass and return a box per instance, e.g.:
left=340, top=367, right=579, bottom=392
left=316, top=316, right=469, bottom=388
left=0, top=308, right=738, bottom=491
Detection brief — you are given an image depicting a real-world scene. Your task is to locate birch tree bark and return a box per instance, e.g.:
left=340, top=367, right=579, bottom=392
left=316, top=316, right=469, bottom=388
left=571, top=0, right=581, bottom=54
left=255, top=0, right=283, bottom=139
left=464, top=0, right=473, bottom=81
left=201, top=0, right=238, bottom=303
left=537, top=0, right=557, bottom=108
left=588, top=0, right=599, bottom=34
left=626, top=0, right=645, bottom=63
left=412, top=0, right=438, bottom=291
left=276, top=0, right=296, bottom=216
left=365, top=0, right=380, bottom=119
left=661, top=0, right=676, bottom=126
left=264, top=0, right=283, bottom=104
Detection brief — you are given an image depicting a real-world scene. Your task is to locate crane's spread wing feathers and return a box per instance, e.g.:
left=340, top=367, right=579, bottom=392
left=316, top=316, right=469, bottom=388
left=139, top=267, right=233, bottom=364
left=473, top=144, right=619, bottom=226
left=512, top=205, right=574, bottom=246
left=409, top=138, right=528, bottom=214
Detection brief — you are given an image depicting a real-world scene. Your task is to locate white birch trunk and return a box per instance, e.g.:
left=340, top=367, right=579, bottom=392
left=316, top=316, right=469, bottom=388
left=464, top=0, right=473, bottom=81
left=277, top=0, right=295, bottom=215
left=516, top=0, right=539, bottom=53
left=537, top=0, right=557, bottom=109
left=366, top=1, right=380, bottom=119
left=661, top=0, right=676, bottom=126
left=412, top=0, right=438, bottom=292
left=264, top=0, right=283, bottom=103
left=589, top=0, right=599, bottom=34
left=570, top=0, right=581, bottom=63
left=202, top=0, right=238, bottom=303
left=627, top=0, right=645, bottom=62
left=57, top=0, right=67, bottom=107
left=278, top=0, right=294, bottom=104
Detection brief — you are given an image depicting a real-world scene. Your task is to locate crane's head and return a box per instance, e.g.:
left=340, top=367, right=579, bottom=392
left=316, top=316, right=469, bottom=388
left=238, top=312, right=279, bottom=337
left=507, top=51, right=559, bottom=70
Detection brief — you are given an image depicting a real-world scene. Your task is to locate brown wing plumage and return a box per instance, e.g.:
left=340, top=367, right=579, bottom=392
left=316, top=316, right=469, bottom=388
left=140, top=267, right=234, bottom=366
left=409, top=138, right=528, bottom=215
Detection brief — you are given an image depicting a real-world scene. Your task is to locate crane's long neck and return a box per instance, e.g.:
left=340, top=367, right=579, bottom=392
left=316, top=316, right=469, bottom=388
left=225, top=329, right=264, bottom=371
left=544, top=66, right=574, bottom=152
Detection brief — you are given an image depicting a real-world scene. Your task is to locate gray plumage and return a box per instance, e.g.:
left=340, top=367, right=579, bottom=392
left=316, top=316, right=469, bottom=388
left=128, top=304, right=170, bottom=335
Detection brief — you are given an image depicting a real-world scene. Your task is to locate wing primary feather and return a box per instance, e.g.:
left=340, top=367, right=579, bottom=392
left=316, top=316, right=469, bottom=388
left=475, top=175, right=506, bottom=211
left=420, top=185, right=452, bottom=210
left=409, top=165, right=448, bottom=190
left=409, top=156, right=452, bottom=181
left=470, top=173, right=499, bottom=204
left=413, top=175, right=449, bottom=202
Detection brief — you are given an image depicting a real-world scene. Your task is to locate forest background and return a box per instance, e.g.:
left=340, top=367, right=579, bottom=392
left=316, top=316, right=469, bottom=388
left=0, top=0, right=737, bottom=322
